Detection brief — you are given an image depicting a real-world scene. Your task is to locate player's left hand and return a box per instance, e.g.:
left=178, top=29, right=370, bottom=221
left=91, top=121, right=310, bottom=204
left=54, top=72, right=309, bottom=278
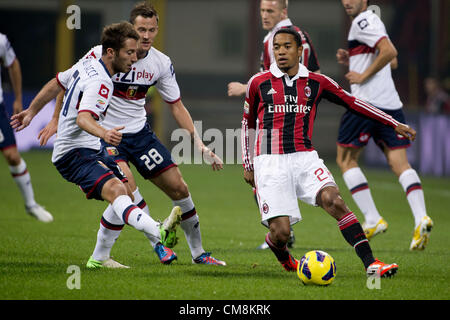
left=202, top=146, right=223, bottom=171
left=345, top=71, right=365, bottom=84
left=395, top=123, right=416, bottom=141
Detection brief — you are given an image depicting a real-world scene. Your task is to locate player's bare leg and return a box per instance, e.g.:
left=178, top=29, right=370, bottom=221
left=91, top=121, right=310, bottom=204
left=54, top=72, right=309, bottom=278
left=2, top=146, right=53, bottom=222
left=337, top=145, right=386, bottom=239
left=150, top=166, right=226, bottom=265
left=384, top=147, right=432, bottom=250
left=264, top=216, right=298, bottom=272
left=317, top=186, right=398, bottom=277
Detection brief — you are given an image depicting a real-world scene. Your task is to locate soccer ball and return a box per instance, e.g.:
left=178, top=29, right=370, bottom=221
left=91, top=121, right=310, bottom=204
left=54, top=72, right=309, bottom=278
left=297, top=250, right=336, bottom=286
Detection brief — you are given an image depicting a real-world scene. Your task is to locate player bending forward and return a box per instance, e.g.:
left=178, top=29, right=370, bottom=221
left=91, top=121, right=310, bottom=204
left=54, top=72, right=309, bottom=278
left=39, top=2, right=225, bottom=267
left=242, top=27, right=416, bottom=277
left=11, top=21, right=181, bottom=267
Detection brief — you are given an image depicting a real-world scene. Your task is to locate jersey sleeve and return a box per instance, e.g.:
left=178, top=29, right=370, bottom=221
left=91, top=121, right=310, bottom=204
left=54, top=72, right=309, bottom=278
left=241, top=74, right=261, bottom=171
left=302, top=30, right=320, bottom=72
left=78, top=80, right=113, bottom=121
left=56, top=66, right=76, bottom=90
left=242, top=74, right=260, bottom=129
left=155, top=57, right=181, bottom=104
left=319, top=74, right=400, bottom=128
left=352, top=14, right=388, bottom=48
left=0, top=34, right=16, bottom=67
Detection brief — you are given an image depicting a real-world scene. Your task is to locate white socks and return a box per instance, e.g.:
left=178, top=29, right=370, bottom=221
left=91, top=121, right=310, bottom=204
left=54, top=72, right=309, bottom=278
left=112, top=195, right=160, bottom=246
left=92, top=189, right=157, bottom=261
left=133, top=187, right=150, bottom=215
left=9, top=159, right=37, bottom=209
left=343, top=167, right=428, bottom=229
left=343, top=167, right=381, bottom=227
left=399, top=168, right=427, bottom=228
left=174, top=194, right=204, bottom=259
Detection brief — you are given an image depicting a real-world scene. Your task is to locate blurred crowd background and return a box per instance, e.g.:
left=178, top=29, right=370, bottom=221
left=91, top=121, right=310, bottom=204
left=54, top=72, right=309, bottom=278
left=0, top=0, right=449, bottom=176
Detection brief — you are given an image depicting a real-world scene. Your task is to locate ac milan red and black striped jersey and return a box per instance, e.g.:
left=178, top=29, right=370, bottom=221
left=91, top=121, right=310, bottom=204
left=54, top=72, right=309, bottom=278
left=241, top=63, right=400, bottom=170
left=260, top=19, right=320, bottom=72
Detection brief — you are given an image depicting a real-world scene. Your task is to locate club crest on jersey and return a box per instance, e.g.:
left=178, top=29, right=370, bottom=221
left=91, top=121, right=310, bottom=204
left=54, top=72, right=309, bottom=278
left=98, top=84, right=110, bottom=99
left=126, top=85, right=138, bottom=98
left=304, top=86, right=311, bottom=97
left=106, top=147, right=119, bottom=156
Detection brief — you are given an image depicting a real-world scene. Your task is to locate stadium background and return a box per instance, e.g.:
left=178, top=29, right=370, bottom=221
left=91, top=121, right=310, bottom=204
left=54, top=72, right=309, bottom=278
left=0, top=0, right=449, bottom=176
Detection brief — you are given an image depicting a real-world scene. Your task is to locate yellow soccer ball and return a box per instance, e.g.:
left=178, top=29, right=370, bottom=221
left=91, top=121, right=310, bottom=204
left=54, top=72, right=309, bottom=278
left=297, top=250, right=336, bottom=286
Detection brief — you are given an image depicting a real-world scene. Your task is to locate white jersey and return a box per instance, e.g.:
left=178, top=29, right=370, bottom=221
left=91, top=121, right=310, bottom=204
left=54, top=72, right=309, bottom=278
left=348, top=10, right=402, bottom=110
left=52, top=58, right=113, bottom=162
left=84, top=45, right=181, bottom=133
left=0, top=33, right=17, bottom=104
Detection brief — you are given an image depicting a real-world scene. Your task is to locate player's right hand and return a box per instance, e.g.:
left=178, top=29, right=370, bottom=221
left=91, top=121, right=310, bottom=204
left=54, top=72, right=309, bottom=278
left=395, top=123, right=416, bottom=141
left=10, top=109, right=34, bottom=132
left=227, top=82, right=247, bottom=97
left=104, top=126, right=124, bottom=146
left=336, top=48, right=349, bottom=66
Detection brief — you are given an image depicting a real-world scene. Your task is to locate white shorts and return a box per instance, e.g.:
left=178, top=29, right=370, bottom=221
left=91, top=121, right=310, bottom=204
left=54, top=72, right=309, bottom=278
left=254, top=151, right=336, bottom=227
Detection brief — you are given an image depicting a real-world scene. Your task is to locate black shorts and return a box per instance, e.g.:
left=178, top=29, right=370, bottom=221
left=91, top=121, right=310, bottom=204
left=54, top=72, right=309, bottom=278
left=53, top=148, right=127, bottom=200
left=101, top=123, right=176, bottom=179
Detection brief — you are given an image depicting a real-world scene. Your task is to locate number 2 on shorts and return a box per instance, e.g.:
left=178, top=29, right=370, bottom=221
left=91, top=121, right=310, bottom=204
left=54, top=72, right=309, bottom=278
left=314, top=168, right=328, bottom=182
left=140, top=148, right=164, bottom=171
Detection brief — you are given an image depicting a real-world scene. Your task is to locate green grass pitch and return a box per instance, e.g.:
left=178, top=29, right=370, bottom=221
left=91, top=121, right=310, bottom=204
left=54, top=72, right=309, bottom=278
left=0, top=150, right=449, bottom=300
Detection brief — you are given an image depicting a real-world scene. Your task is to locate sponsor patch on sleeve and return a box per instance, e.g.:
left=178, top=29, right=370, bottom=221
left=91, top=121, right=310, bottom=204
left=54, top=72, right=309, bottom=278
left=98, top=84, right=110, bottom=99
left=357, top=18, right=369, bottom=30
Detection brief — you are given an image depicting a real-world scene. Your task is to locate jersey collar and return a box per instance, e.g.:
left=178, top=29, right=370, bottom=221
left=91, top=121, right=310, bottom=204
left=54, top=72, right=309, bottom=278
left=99, top=58, right=112, bottom=78
left=270, top=62, right=309, bottom=79
left=270, top=62, right=309, bottom=87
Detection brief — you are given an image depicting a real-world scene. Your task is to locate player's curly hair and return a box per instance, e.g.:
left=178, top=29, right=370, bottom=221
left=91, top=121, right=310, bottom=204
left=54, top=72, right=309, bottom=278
left=130, top=1, right=159, bottom=24
left=101, top=21, right=139, bottom=55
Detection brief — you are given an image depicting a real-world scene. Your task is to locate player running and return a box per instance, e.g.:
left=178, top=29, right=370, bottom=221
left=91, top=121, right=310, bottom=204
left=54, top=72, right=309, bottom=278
left=336, top=0, right=432, bottom=250
left=241, top=27, right=416, bottom=277
left=11, top=21, right=180, bottom=268
left=40, top=2, right=225, bottom=267
left=0, top=32, right=53, bottom=222
left=228, top=0, right=320, bottom=250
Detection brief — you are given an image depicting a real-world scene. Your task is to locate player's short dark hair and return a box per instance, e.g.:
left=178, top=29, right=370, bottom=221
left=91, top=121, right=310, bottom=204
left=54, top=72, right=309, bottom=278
left=101, top=21, right=139, bottom=55
left=273, top=27, right=302, bottom=48
left=130, top=1, right=159, bottom=24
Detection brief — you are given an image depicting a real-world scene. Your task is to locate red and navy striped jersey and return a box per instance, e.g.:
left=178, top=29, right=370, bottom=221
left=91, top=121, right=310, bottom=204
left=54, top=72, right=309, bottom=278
left=241, top=63, right=400, bottom=170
